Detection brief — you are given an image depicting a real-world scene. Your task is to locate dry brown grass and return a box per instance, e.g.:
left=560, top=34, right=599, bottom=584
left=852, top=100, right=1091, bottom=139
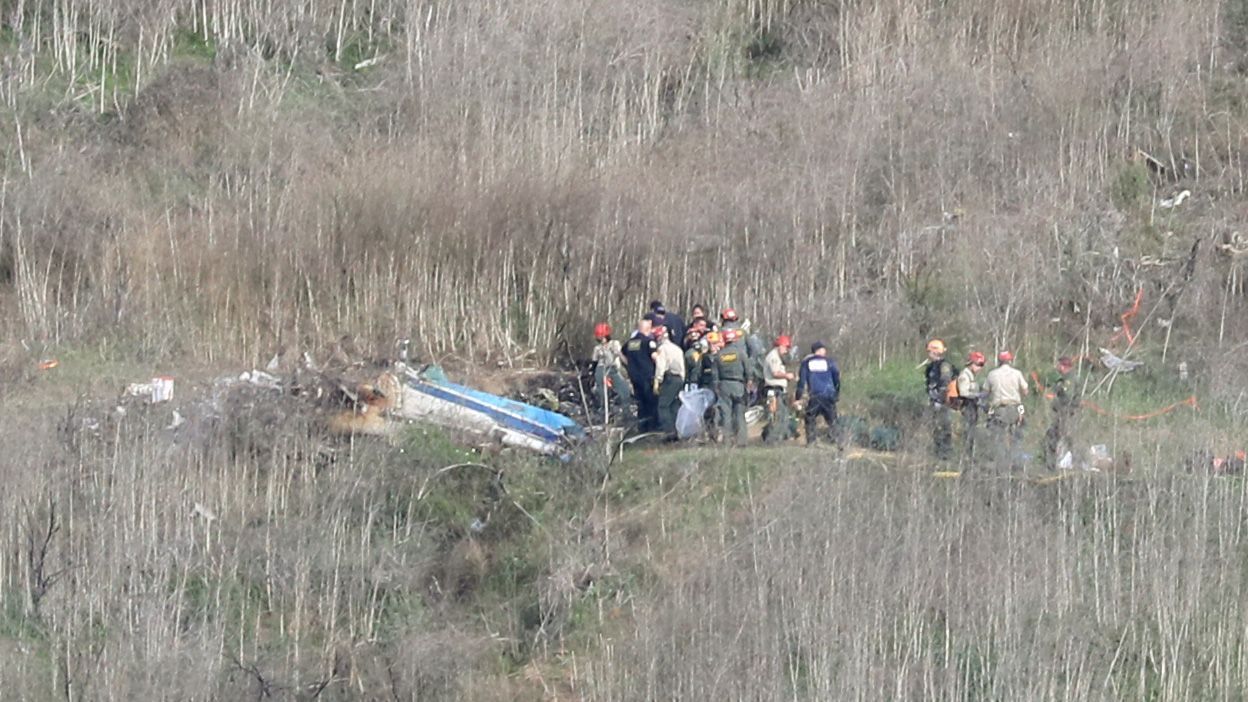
left=0, top=0, right=1244, bottom=369
left=584, top=465, right=1248, bottom=700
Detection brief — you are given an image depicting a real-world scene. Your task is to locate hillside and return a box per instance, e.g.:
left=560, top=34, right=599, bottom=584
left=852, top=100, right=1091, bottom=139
left=4, top=1, right=1248, bottom=699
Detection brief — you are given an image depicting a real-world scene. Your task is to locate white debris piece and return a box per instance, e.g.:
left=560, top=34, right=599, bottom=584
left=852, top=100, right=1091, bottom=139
left=192, top=502, right=217, bottom=522
left=1099, top=348, right=1144, bottom=373
left=239, top=370, right=283, bottom=390
left=1159, top=190, right=1191, bottom=209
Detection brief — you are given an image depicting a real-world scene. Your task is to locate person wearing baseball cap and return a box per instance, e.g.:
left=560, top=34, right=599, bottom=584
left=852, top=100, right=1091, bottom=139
left=796, top=341, right=842, bottom=447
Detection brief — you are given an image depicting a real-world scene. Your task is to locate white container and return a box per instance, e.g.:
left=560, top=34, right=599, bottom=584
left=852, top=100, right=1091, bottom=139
left=151, top=376, right=175, bottom=403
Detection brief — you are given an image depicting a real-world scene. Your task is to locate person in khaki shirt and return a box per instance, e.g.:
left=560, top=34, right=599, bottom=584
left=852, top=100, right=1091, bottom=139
left=982, top=350, right=1029, bottom=457
left=957, top=351, right=987, bottom=460
left=592, top=323, right=633, bottom=418
left=651, top=326, right=686, bottom=436
left=762, top=335, right=796, bottom=443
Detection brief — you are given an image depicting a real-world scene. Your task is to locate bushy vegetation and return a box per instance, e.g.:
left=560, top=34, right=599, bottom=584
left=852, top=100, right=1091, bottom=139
left=3, top=0, right=1248, bottom=699
left=0, top=0, right=1245, bottom=368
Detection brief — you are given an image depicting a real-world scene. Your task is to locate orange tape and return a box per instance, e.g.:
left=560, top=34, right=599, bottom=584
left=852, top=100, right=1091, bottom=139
left=1109, top=288, right=1144, bottom=346
left=1031, top=370, right=1198, bottom=421
left=1081, top=395, right=1199, bottom=421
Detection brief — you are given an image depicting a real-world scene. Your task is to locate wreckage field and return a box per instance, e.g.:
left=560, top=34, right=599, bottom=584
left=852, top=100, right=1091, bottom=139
left=0, top=355, right=1242, bottom=699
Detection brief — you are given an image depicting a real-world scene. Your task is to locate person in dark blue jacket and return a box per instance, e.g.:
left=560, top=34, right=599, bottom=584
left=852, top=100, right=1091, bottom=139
left=796, top=341, right=842, bottom=447
left=649, top=300, right=685, bottom=351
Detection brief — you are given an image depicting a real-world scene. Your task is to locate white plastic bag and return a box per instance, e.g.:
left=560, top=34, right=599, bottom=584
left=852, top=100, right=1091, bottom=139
left=1057, top=451, right=1073, bottom=470
left=676, top=388, right=716, bottom=440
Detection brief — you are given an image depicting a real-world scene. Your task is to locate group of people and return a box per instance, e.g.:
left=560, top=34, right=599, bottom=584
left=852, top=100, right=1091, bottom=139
left=589, top=301, right=1082, bottom=466
left=923, top=339, right=1081, bottom=469
left=591, top=301, right=842, bottom=446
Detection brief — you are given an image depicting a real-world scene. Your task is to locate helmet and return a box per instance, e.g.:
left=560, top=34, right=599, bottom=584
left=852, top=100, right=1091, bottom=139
left=775, top=335, right=792, bottom=348
left=998, top=350, right=1014, bottom=363
left=652, top=325, right=667, bottom=339
left=723, top=329, right=739, bottom=343
left=594, top=322, right=611, bottom=339
left=721, top=308, right=739, bottom=322
left=685, top=328, right=704, bottom=343
left=927, top=339, right=946, bottom=354
left=968, top=351, right=986, bottom=365
left=705, top=331, right=722, bottom=345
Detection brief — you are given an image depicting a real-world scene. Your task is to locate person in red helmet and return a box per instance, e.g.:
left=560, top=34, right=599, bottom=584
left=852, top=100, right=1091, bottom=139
left=982, top=349, right=1029, bottom=461
left=713, top=327, right=753, bottom=445
left=1044, top=356, right=1081, bottom=470
left=591, top=322, right=632, bottom=422
left=762, top=334, right=796, bottom=443
left=956, top=351, right=988, bottom=460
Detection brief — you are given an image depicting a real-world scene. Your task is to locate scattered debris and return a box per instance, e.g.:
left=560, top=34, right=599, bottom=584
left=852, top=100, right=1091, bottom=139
left=238, top=370, right=282, bottom=390
left=1099, top=348, right=1144, bottom=373
left=353, top=55, right=385, bottom=71
left=37, top=359, right=58, bottom=371
left=1158, top=190, right=1191, bottom=208
left=1186, top=450, right=1245, bottom=476
left=192, top=502, right=217, bottom=522
left=125, top=376, right=175, bottom=403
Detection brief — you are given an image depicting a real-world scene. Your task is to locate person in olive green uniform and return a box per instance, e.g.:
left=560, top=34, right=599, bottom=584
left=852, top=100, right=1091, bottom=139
left=684, top=329, right=706, bottom=389
left=702, top=331, right=724, bottom=440
left=714, top=328, right=753, bottom=446
left=924, top=339, right=957, bottom=460
left=1044, top=356, right=1081, bottom=469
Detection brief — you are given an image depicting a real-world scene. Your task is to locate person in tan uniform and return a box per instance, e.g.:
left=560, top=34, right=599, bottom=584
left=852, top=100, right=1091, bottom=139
left=956, top=351, right=987, bottom=459
left=982, top=350, right=1029, bottom=458
left=651, top=326, right=686, bottom=436
left=762, top=335, right=796, bottom=443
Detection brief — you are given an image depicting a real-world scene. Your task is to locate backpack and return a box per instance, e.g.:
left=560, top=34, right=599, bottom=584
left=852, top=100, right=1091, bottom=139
left=944, top=364, right=963, bottom=409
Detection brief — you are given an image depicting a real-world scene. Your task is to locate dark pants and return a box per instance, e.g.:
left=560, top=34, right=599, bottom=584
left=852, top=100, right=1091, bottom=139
left=960, top=403, right=979, bottom=460
left=930, top=403, right=953, bottom=460
left=631, top=376, right=658, bottom=432
left=594, top=365, right=633, bottom=421
left=763, top=386, right=792, bottom=443
left=1044, top=411, right=1076, bottom=469
left=804, top=395, right=839, bottom=446
left=656, top=373, right=683, bottom=435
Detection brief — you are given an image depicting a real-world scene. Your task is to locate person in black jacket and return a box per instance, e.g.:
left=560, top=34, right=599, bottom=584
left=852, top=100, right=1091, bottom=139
left=649, top=300, right=685, bottom=350
left=622, top=316, right=659, bottom=431
left=924, top=339, right=957, bottom=460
